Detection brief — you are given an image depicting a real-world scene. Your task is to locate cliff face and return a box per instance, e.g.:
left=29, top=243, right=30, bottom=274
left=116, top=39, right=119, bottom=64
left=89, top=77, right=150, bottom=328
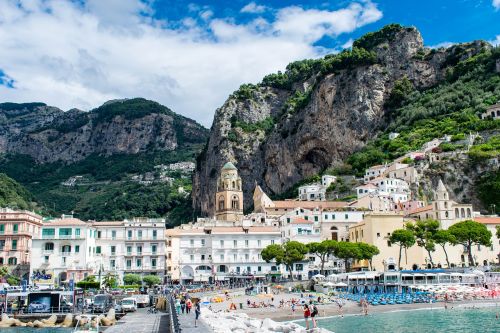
left=193, top=25, right=490, bottom=215
left=0, top=98, right=208, bottom=163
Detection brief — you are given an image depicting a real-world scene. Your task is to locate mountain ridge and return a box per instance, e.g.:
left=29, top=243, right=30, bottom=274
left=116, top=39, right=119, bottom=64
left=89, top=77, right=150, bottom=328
left=0, top=98, right=208, bottom=164
left=192, top=24, right=500, bottom=216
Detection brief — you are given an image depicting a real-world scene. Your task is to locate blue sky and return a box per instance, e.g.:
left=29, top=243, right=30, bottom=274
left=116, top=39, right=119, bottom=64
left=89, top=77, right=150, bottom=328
left=0, top=0, right=499, bottom=126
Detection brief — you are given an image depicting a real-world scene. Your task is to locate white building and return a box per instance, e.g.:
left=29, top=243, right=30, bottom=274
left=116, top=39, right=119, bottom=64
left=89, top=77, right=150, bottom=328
left=30, top=216, right=99, bottom=287
left=356, top=177, right=410, bottom=203
left=94, top=218, right=166, bottom=283
left=321, top=175, right=337, bottom=187
left=166, top=224, right=283, bottom=283
left=355, top=183, right=378, bottom=198
left=364, top=165, right=387, bottom=182
left=298, top=175, right=337, bottom=201
left=298, top=184, right=326, bottom=201
left=481, top=103, right=500, bottom=120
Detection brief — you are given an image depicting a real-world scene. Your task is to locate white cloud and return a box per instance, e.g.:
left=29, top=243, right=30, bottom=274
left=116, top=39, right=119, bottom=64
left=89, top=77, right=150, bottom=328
left=241, top=2, right=267, bottom=14
left=489, top=35, right=500, bottom=46
left=341, top=38, right=354, bottom=49
left=428, top=41, right=455, bottom=49
left=493, top=0, right=500, bottom=10
left=0, top=0, right=383, bottom=126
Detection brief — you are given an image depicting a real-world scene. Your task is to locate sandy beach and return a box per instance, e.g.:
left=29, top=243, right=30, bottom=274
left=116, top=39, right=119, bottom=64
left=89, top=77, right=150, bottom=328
left=189, top=290, right=500, bottom=323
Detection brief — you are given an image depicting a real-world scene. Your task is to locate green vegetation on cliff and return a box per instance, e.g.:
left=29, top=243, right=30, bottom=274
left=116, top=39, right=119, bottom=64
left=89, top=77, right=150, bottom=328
left=347, top=45, right=500, bottom=175
left=0, top=173, right=35, bottom=210
left=0, top=151, right=196, bottom=224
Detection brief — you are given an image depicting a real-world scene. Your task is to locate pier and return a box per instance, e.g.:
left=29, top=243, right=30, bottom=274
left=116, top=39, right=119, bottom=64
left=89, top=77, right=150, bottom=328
left=104, top=309, right=170, bottom=333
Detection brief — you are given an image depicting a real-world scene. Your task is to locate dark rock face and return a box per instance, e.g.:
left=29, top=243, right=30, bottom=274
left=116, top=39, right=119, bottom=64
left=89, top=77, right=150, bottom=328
left=192, top=26, right=490, bottom=216
left=0, top=98, right=208, bottom=163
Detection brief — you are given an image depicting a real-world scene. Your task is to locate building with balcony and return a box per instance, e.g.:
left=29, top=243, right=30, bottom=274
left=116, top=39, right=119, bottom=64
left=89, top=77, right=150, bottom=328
left=30, top=216, right=99, bottom=286
left=94, top=218, right=166, bottom=283
left=166, top=224, right=282, bottom=284
left=0, top=208, right=43, bottom=279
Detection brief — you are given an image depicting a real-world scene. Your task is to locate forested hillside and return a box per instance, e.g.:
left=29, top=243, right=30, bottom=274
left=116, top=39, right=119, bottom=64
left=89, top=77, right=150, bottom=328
left=0, top=98, right=208, bottom=224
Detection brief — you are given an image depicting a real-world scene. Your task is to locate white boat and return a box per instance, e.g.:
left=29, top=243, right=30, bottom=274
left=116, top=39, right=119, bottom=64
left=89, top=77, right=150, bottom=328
left=73, top=314, right=100, bottom=333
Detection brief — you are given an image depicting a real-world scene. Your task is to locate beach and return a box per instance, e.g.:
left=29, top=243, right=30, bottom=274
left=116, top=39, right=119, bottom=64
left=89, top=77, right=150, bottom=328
left=189, top=289, right=500, bottom=322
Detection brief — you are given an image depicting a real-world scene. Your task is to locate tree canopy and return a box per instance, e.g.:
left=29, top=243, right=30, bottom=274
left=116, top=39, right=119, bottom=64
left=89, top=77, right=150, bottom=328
left=307, top=240, right=337, bottom=274
left=123, top=274, right=142, bottom=285
left=433, top=229, right=457, bottom=268
left=448, top=220, right=492, bottom=266
left=261, top=241, right=307, bottom=281
left=142, top=275, right=161, bottom=287
left=406, top=219, right=439, bottom=267
left=389, top=229, right=416, bottom=269
left=356, top=242, right=380, bottom=270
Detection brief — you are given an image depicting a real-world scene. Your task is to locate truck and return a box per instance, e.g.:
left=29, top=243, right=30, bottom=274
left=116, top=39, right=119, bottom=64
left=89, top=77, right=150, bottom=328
left=134, top=294, right=150, bottom=308
left=121, top=297, right=137, bottom=312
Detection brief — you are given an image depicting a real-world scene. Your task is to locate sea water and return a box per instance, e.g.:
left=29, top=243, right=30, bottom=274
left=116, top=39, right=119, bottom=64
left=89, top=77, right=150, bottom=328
left=299, top=306, right=500, bottom=333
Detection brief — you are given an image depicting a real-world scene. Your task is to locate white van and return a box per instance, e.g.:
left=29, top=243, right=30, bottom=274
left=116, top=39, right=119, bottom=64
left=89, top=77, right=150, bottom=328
left=121, top=297, right=137, bottom=312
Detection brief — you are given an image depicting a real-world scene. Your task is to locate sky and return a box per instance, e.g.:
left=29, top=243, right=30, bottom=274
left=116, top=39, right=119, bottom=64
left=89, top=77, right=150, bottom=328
left=0, top=0, right=499, bottom=127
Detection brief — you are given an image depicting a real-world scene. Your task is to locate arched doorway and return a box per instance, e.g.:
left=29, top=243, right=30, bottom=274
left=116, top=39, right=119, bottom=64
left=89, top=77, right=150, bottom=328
left=58, top=272, right=67, bottom=285
left=181, top=266, right=194, bottom=280
left=330, top=226, right=338, bottom=241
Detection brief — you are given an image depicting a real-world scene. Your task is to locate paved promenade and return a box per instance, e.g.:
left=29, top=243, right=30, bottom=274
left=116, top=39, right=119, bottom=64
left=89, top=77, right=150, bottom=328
left=177, top=311, right=211, bottom=332
left=105, top=310, right=169, bottom=333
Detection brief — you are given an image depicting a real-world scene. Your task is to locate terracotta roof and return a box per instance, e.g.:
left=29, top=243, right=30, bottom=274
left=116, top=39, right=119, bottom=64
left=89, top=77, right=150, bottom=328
left=271, top=201, right=348, bottom=209
left=474, top=217, right=500, bottom=225
left=291, top=218, right=313, bottom=225
left=43, top=218, right=88, bottom=226
left=407, top=204, right=433, bottom=215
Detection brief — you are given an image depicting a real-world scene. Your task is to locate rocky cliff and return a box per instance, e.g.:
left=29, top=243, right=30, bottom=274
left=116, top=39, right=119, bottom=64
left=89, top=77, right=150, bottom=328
left=0, top=98, right=208, bottom=163
left=193, top=24, right=492, bottom=215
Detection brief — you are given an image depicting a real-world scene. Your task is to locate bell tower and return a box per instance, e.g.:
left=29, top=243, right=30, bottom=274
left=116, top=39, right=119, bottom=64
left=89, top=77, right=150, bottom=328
left=434, top=179, right=454, bottom=228
left=215, top=162, right=244, bottom=221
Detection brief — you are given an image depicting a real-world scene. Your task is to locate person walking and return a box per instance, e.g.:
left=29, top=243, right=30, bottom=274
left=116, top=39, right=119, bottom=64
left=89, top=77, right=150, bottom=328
left=180, top=297, right=186, bottom=314
left=186, top=298, right=192, bottom=314
left=175, top=298, right=181, bottom=315
left=194, top=302, right=201, bottom=328
left=309, top=300, right=318, bottom=328
left=303, top=304, right=311, bottom=330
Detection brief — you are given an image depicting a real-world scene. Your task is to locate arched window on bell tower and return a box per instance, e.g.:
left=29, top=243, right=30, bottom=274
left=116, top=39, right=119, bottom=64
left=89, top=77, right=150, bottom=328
left=218, top=196, right=225, bottom=211
left=231, top=195, right=239, bottom=210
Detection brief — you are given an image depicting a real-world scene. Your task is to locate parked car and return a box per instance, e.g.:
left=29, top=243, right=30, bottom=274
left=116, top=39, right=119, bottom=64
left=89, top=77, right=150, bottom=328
left=92, top=294, right=113, bottom=313
left=121, top=298, right=137, bottom=312
left=28, top=301, right=50, bottom=313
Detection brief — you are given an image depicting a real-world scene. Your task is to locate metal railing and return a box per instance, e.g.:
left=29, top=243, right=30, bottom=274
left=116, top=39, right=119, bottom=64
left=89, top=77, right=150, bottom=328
left=166, top=291, right=181, bottom=333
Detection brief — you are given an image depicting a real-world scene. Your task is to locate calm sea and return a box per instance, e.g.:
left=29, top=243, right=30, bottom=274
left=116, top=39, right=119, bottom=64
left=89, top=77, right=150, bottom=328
left=299, top=306, right=500, bottom=333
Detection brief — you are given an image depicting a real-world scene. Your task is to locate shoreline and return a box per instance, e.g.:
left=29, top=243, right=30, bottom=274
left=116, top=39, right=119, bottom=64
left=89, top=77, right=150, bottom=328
left=204, top=295, right=500, bottom=323
left=286, top=300, right=500, bottom=323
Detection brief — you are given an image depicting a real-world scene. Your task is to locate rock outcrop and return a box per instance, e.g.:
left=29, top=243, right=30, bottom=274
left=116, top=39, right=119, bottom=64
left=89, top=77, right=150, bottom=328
left=193, top=25, right=491, bottom=215
left=0, top=98, right=208, bottom=163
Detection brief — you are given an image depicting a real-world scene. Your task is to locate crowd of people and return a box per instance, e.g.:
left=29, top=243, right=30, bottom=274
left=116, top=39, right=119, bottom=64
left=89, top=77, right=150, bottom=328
left=172, top=291, right=202, bottom=327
